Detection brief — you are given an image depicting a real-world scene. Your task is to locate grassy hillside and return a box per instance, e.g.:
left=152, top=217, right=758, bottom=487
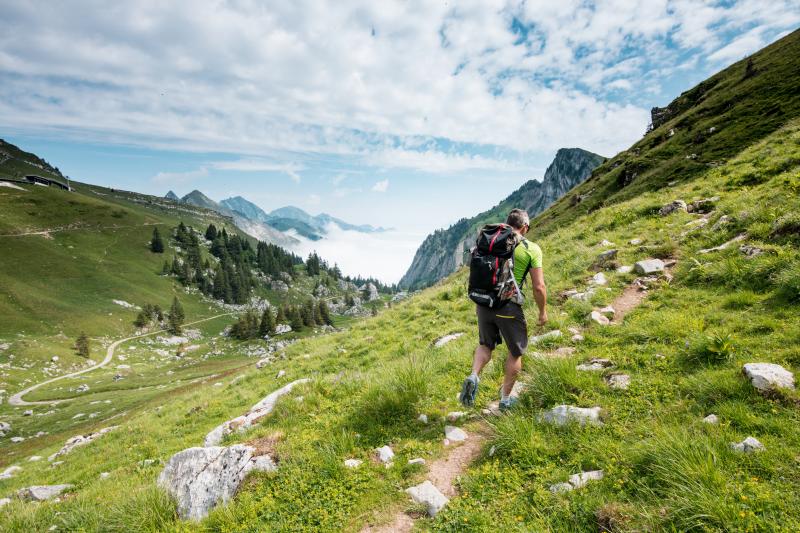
left=0, top=139, right=68, bottom=188
left=1, top=114, right=798, bottom=531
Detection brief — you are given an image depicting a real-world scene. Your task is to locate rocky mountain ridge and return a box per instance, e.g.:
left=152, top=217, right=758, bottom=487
left=399, top=147, right=605, bottom=290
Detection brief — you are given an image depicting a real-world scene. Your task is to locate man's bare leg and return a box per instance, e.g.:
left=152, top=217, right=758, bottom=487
left=501, top=353, right=522, bottom=398
left=471, top=344, right=492, bottom=376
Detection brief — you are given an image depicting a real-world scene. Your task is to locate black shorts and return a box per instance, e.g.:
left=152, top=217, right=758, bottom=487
left=476, top=302, right=528, bottom=357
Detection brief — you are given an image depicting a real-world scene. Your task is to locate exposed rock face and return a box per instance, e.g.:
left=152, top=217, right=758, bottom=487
left=400, top=148, right=604, bottom=290
left=17, top=484, right=73, bottom=501
left=365, top=283, right=379, bottom=301
left=157, top=445, right=276, bottom=521
left=742, top=363, right=795, bottom=391
left=406, top=480, right=449, bottom=517
left=659, top=200, right=687, bottom=215
left=204, top=379, right=310, bottom=447
left=48, top=426, right=118, bottom=462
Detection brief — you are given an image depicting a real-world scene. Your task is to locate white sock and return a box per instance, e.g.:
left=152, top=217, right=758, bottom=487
left=469, top=373, right=479, bottom=383
left=500, top=389, right=510, bottom=402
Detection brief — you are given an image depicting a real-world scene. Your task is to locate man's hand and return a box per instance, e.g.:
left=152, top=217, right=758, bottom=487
left=537, top=310, right=548, bottom=326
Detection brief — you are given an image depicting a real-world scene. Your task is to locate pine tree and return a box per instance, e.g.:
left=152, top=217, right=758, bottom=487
left=150, top=227, right=165, bottom=253
left=168, top=296, right=185, bottom=335
left=74, top=332, right=90, bottom=357
left=161, top=260, right=170, bottom=275
left=171, top=256, right=181, bottom=276
left=205, top=223, right=218, bottom=241
left=134, top=310, right=149, bottom=328
left=259, top=308, right=275, bottom=337
left=275, top=306, right=286, bottom=325
left=289, top=306, right=304, bottom=331
left=302, top=301, right=315, bottom=327
left=318, top=300, right=332, bottom=326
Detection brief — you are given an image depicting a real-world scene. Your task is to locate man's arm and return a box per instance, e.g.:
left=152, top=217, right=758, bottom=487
left=529, top=267, right=547, bottom=325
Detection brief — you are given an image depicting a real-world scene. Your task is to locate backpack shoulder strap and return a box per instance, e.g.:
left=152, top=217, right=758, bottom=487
left=517, top=239, right=533, bottom=287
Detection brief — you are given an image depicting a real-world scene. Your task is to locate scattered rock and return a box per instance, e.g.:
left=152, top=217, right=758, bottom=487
left=591, top=272, right=608, bottom=286
left=376, top=446, right=394, bottom=464
left=731, top=436, right=765, bottom=453
left=138, top=459, right=159, bottom=467
left=444, top=426, right=468, bottom=442
left=554, top=347, right=576, bottom=357
left=417, top=414, right=428, bottom=424
left=659, top=200, right=687, bottom=216
left=606, top=374, right=631, bottom=390
left=76, top=384, right=90, bottom=393
left=576, top=358, right=615, bottom=371
left=699, top=233, right=747, bottom=254
left=629, top=238, right=642, bottom=245
left=274, top=324, right=292, bottom=335
left=48, top=426, right=118, bottom=461
left=23, top=410, right=33, bottom=416
left=204, top=379, right=310, bottom=447
left=634, top=258, right=665, bottom=275
left=740, top=244, right=763, bottom=257
left=434, top=333, right=464, bottom=348
left=344, top=459, right=362, bottom=468
left=594, top=249, right=618, bottom=268
left=549, top=482, right=574, bottom=494
left=17, top=484, right=73, bottom=502
left=550, top=470, right=604, bottom=493
left=255, top=358, right=271, bottom=369
left=687, top=197, right=719, bottom=213
left=405, top=480, right=449, bottom=517
left=28, top=456, right=42, bottom=462
left=589, top=311, right=610, bottom=326
left=408, top=458, right=426, bottom=465
left=703, top=414, right=719, bottom=425
left=571, top=334, right=585, bottom=342
left=616, top=265, right=633, bottom=274
left=742, top=363, right=795, bottom=391
left=158, top=445, right=276, bottom=521
left=598, top=305, right=615, bottom=317
left=276, top=370, right=286, bottom=379
left=446, top=411, right=466, bottom=422
left=11, top=437, right=25, bottom=443
left=530, top=330, right=562, bottom=344
left=599, top=239, right=615, bottom=247
left=0, top=421, right=10, bottom=436
left=1, top=465, right=22, bottom=479
left=541, top=405, right=603, bottom=426
left=0, top=497, right=10, bottom=507
left=711, top=215, right=731, bottom=231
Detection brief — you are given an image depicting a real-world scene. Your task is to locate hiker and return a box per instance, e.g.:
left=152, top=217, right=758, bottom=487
left=460, top=208, right=547, bottom=411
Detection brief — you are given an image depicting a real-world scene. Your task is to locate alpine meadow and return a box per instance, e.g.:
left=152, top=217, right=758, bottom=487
left=1, top=5, right=800, bottom=533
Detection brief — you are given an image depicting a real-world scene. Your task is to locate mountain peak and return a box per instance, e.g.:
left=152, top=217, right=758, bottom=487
left=165, top=190, right=179, bottom=201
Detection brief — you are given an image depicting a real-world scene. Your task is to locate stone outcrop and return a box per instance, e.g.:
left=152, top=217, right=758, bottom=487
left=17, top=484, right=74, bottom=502
left=158, top=445, right=276, bottom=520
left=742, top=363, right=795, bottom=391
left=400, top=148, right=604, bottom=290
left=634, top=259, right=665, bottom=275
left=48, top=426, right=118, bottom=462
left=204, top=379, right=310, bottom=447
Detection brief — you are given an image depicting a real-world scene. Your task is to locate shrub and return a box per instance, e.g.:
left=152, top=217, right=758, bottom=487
left=682, top=332, right=736, bottom=366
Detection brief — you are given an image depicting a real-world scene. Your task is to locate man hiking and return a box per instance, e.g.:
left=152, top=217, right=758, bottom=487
left=459, top=208, right=547, bottom=411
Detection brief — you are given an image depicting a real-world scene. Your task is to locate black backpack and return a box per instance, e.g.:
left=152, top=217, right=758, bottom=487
left=468, top=223, right=521, bottom=308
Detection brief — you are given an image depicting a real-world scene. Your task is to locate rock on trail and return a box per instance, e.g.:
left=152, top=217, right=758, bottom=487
left=405, top=481, right=449, bottom=517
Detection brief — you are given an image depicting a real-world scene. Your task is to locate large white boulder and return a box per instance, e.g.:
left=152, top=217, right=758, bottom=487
left=444, top=426, right=468, bottom=442
left=405, top=480, right=449, bottom=517
left=376, top=446, right=394, bottom=464
left=204, top=379, right=310, bottom=447
left=158, top=445, right=276, bottom=521
left=589, top=311, right=610, bottom=326
left=731, top=436, right=765, bottom=453
left=634, top=259, right=665, bottom=275
left=17, top=484, right=73, bottom=502
left=742, top=363, right=795, bottom=391
left=541, top=405, right=603, bottom=426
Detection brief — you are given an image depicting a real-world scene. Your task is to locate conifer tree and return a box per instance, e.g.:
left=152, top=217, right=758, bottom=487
left=161, top=260, right=171, bottom=275
left=168, top=296, right=185, bottom=335
left=150, top=227, right=165, bottom=253
left=318, top=300, right=332, bottom=326
left=289, top=306, right=304, bottom=331
left=134, top=310, right=149, bottom=328
left=205, top=223, right=218, bottom=241
left=74, top=332, right=90, bottom=357
left=259, top=308, right=275, bottom=337
left=302, top=301, right=315, bottom=327
left=275, top=306, right=286, bottom=325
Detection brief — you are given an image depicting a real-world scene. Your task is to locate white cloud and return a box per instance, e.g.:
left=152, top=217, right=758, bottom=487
left=151, top=166, right=208, bottom=184
left=371, top=179, right=389, bottom=193
left=307, top=193, right=321, bottom=206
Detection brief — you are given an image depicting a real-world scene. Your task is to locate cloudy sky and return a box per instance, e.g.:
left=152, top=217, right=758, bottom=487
left=2, top=1, right=798, bottom=280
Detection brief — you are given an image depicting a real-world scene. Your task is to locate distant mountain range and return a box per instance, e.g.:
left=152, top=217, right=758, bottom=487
left=399, top=147, right=605, bottom=290
left=166, top=190, right=386, bottom=248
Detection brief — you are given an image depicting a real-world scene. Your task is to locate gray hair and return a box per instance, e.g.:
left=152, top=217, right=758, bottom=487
left=506, top=208, right=530, bottom=230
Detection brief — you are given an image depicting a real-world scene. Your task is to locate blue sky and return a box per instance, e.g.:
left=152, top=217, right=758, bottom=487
left=1, top=1, right=798, bottom=280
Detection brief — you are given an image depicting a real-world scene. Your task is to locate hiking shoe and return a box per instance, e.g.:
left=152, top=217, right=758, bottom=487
left=459, top=375, right=479, bottom=407
left=499, top=396, right=519, bottom=412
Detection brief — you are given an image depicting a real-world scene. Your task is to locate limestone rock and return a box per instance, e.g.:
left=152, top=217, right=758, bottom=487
left=434, top=333, right=464, bottom=348
left=687, top=197, right=719, bottom=213
left=591, top=272, right=608, bottom=286
left=204, top=379, right=310, bottom=447
left=634, top=258, right=665, bottom=275
left=405, top=480, right=449, bottom=517
left=344, top=459, right=362, bottom=468
left=365, top=283, right=379, bottom=302
left=276, top=369, right=286, bottom=379
left=255, top=358, right=271, bottom=369
left=48, top=426, right=118, bottom=462
left=0, top=421, right=11, bottom=436
left=576, top=358, right=614, bottom=371
left=699, top=233, right=747, bottom=254
left=28, top=455, right=42, bottom=462
left=1, top=465, right=22, bottom=479
left=599, top=305, right=615, bottom=317
left=0, top=497, right=10, bottom=507
left=571, top=333, right=585, bottom=342
left=606, top=374, right=631, bottom=390
left=549, top=482, right=574, bottom=494
left=629, top=238, right=642, bottom=245
left=616, top=265, right=633, bottom=274
left=158, top=445, right=276, bottom=521
left=594, top=249, right=618, bottom=268
left=742, top=363, right=795, bottom=391
left=446, top=411, right=466, bottom=422
left=17, top=484, right=73, bottom=502
left=444, top=426, right=467, bottom=442
left=703, top=414, right=719, bottom=424
left=76, top=384, right=90, bottom=393
left=569, top=470, right=605, bottom=488
left=23, top=410, right=33, bottom=416
left=554, top=347, right=576, bottom=357
left=589, top=311, right=610, bottom=325
left=11, top=437, right=24, bottom=443
left=408, top=458, right=426, bottom=465
left=417, top=414, right=428, bottom=424
left=541, top=405, right=602, bottom=426
left=659, top=200, right=687, bottom=215
left=100, top=472, right=110, bottom=479
left=731, top=436, right=765, bottom=453
left=274, top=324, right=292, bottom=335
left=376, top=446, right=394, bottom=463
left=530, top=330, right=562, bottom=344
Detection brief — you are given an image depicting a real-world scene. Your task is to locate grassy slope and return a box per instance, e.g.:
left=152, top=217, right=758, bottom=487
left=1, top=117, right=798, bottom=531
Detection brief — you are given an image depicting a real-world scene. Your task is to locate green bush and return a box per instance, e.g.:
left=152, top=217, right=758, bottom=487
left=682, top=332, right=737, bottom=366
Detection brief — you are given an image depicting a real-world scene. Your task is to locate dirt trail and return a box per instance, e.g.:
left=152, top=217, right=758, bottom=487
left=0, top=222, right=162, bottom=238
left=8, top=313, right=233, bottom=406
left=361, top=428, right=488, bottom=533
